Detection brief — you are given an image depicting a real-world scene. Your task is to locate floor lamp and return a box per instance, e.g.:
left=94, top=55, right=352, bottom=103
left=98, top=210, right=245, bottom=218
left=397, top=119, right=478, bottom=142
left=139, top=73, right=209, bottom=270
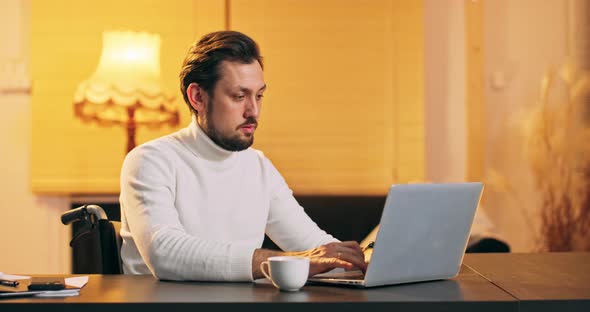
left=74, top=31, right=179, bottom=153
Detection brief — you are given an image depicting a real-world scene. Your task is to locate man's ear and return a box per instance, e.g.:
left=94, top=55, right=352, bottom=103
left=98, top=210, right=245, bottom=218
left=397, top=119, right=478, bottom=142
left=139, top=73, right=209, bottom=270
left=187, top=83, right=208, bottom=115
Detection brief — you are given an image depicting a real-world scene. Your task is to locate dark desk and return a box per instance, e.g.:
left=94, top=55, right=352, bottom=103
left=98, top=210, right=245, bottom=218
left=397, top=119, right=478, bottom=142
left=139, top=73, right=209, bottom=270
left=1, top=265, right=515, bottom=312
left=463, top=252, right=590, bottom=312
left=2, top=253, right=589, bottom=312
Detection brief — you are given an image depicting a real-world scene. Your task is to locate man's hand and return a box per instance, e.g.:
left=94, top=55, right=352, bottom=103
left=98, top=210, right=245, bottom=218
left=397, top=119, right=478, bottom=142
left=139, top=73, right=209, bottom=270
left=291, top=241, right=367, bottom=276
left=251, top=241, right=367, bottom=280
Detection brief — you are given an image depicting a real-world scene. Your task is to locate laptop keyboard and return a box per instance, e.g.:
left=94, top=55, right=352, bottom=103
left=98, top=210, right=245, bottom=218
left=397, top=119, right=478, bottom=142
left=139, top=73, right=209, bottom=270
left=340, top=273, right=364, bottom=280
left=314, top=270, right=365, bottom=280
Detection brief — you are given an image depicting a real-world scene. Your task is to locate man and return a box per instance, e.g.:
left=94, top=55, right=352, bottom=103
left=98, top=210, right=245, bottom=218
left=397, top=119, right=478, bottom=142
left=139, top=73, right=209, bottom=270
left=119, top=30, right=367, bottom=281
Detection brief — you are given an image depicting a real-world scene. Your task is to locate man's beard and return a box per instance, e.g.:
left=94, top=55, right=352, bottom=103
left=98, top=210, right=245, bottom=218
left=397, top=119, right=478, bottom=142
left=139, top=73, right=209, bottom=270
left=203, top=110, right=257, bottom=152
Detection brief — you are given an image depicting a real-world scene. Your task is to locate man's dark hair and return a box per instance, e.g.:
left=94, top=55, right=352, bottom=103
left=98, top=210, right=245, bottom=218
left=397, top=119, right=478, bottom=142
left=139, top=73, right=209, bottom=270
left=179, top=31, right=264, bottom=115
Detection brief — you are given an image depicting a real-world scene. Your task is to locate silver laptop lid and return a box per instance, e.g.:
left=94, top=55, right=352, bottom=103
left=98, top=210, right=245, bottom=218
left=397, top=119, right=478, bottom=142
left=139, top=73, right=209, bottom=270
left=364, top=183, right=483, bottom=287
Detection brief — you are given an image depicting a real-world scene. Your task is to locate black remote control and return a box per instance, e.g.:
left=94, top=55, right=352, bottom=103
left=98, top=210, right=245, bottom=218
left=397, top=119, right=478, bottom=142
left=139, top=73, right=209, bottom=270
left=28, top=280, right=66, bottom=291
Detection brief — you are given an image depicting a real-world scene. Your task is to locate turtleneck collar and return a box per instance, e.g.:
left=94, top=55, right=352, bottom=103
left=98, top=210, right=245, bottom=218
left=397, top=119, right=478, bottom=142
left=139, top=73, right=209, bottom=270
left=177, top=116, right=238, bottom=168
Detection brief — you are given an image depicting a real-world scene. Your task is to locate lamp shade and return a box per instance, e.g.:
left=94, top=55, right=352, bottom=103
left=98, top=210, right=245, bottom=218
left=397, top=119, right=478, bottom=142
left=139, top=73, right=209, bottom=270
left=74, top=31, right=178, bottom=129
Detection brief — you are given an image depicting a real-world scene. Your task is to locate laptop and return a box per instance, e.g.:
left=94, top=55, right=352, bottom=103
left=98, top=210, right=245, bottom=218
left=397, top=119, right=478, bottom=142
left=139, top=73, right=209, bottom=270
left=308, top=182, right=484, bottom=288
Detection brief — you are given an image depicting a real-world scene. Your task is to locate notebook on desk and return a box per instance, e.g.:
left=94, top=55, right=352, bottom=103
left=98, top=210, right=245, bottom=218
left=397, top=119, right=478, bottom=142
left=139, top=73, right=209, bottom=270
left=308, top=183, right=484, bottom=288
left=0, top=275, right=88, bottom=298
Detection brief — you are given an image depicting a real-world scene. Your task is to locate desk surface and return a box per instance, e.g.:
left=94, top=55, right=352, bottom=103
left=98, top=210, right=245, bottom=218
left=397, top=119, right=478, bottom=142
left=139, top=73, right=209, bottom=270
left=2, top=253, right=590, bottom=312
left=463, top=252, right=590, bottom=312
left=1, top=265, right=515, bottom=312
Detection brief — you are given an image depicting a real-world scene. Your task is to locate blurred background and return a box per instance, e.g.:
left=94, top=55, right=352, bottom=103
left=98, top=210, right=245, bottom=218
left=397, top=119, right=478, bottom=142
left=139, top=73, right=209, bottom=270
left=0, top=0, right=588, bottom=274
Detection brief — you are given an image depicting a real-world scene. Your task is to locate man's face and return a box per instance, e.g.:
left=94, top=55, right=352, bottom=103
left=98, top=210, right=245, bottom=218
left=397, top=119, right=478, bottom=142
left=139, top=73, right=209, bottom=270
left=199, top=60, right=266, bottom=151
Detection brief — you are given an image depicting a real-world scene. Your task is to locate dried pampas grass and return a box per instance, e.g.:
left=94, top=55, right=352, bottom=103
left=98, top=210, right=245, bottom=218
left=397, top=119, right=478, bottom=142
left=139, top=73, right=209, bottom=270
left=524, top=63, right=590, bottom=251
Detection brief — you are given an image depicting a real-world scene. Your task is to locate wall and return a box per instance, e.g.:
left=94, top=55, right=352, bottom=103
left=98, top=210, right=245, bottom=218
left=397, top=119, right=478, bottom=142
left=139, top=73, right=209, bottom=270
left=231, top=0, right=425, bottom=194
left=482, top=0, right=570, bottom=251
left=424, top=0, right=582, bottom=251
left=4, top=0, right=426, bottom=273
left=423, top=0, right=505, bottom=248
left=30, top=0, right=216, bottom=194
left=0, top=0, right=70, bottom=274
left=0, top=0, right=225, bottom=274
left=30, top=0, right=426, bottom=196
left=424, top=0, right=466, bottom=183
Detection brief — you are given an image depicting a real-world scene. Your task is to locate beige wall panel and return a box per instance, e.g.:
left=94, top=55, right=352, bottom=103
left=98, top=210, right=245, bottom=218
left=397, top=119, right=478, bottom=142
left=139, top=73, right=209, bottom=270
left=465, top=0, right=485, bottom=182
left=0, top=0, right=71, bottom=274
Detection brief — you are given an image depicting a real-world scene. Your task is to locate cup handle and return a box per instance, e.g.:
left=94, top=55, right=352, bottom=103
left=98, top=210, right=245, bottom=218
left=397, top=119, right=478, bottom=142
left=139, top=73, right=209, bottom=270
left=260, top=261, right=272, bottom=281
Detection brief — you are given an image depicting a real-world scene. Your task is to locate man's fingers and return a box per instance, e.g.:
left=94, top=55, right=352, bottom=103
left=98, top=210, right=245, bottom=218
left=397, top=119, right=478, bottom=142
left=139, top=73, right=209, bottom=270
left=334, top=249, right=367, bottom=272
left=334, top=243, right=365, bottom=263
left=309, top=258, right=354, bottom=276
left=326, top=258, right=356, bottom=272
left=307, top=241, right=368, bottom=276
left=337, top=241, right=364, bottom=255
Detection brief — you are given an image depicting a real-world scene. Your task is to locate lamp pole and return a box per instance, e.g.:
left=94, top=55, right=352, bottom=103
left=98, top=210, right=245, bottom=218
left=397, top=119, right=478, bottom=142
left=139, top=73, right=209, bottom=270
left=126, top=106, right=136, bottom=153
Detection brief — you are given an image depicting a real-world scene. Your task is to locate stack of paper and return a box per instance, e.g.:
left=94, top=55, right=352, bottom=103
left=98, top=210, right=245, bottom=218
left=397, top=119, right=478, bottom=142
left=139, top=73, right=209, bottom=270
left=0, top=272, right=88, bottom=298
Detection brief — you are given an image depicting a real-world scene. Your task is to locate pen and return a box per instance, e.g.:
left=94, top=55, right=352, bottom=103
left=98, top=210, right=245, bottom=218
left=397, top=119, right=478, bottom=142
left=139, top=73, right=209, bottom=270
left=0, top=279, right=19, bottom=287
left=362, top=241, right=375, bottom=252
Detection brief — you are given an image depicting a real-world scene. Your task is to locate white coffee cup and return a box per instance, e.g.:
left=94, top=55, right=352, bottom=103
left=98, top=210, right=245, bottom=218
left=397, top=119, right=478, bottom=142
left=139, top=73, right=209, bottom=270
left=260, top=256, right=310, bottom=291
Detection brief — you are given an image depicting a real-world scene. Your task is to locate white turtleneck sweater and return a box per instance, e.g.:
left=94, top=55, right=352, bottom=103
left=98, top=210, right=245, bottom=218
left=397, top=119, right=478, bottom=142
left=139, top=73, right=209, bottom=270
left=119, top=119, right=337, bottom=281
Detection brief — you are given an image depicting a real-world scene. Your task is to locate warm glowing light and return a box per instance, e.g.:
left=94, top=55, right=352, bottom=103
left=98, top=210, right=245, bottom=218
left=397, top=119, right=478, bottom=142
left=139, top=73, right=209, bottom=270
left=73, top=31, right=179, bottom=152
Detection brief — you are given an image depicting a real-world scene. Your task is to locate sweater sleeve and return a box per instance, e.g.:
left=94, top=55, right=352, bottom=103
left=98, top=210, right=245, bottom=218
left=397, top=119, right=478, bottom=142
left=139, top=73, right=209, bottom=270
left=120, top=144, right=255, bottom=281
left=262, top=156, right=339, bottom=251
